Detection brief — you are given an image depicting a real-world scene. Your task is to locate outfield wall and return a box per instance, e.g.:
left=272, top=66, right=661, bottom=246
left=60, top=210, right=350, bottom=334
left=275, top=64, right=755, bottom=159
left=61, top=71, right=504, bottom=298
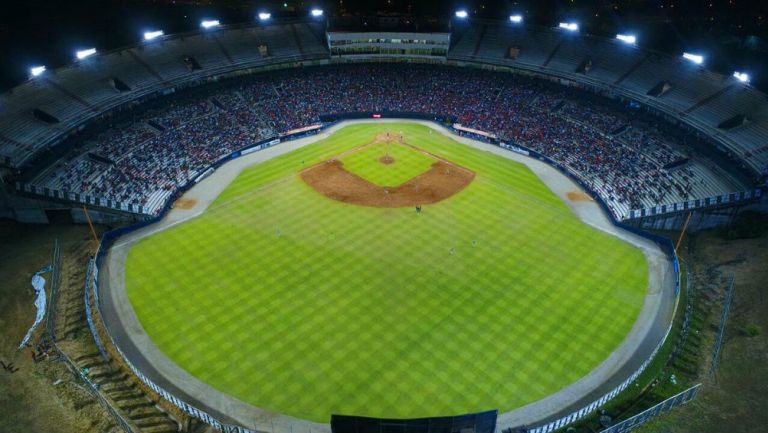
left=88, top=118, right=680, bottom=433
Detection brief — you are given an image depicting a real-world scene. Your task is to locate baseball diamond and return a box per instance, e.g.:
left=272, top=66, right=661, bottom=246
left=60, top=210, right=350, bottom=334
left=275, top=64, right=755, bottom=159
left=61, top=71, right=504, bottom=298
left=122, top=122, right=649, bottom=422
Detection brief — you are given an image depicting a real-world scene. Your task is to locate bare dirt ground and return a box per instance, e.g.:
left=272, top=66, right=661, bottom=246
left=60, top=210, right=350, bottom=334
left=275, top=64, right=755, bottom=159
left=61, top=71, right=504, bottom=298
left=301, top=137, right=475, bottom=208
left=300, top=159, right=475, bottom=207
left=0, top=220, right=116, bottom=433
left=375, top=132, right=403, bottom=143
left=566, top=191, right=593, bottom=202
left=173, top=198, right=198, bottom=210
left=639, top=214, right=768, bottom=433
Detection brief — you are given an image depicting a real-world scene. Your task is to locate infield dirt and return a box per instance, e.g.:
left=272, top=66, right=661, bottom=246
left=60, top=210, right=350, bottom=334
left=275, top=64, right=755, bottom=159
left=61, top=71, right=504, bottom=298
left=300, top=159, right=475, bottom=207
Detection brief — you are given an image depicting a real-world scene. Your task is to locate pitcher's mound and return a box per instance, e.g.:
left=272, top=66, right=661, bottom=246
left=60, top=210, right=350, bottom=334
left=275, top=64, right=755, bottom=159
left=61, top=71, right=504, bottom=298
left=375, top=132, right=403, bottom=143
left=379, top=155, right=395, bottom=165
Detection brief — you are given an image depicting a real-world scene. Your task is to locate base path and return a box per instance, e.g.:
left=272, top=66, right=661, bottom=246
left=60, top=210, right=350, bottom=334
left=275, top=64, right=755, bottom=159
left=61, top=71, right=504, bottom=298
left=99, top=119, right=678, bottom=433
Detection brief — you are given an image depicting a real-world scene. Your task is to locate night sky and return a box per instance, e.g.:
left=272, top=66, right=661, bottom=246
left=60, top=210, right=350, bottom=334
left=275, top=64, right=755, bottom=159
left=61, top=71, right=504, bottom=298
left=0, top=0, right=766, bottom=91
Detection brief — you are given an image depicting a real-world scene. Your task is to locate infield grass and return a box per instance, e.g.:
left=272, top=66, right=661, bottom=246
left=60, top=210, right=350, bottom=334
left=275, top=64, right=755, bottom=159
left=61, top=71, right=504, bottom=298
left=126, top=123, right=648, bottom=422
left=339, top=141, right=436, bottom=186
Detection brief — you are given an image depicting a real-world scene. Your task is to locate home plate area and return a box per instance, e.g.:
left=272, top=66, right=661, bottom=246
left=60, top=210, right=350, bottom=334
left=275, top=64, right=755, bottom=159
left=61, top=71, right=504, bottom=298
left=300, top=132, right=475, bottom=208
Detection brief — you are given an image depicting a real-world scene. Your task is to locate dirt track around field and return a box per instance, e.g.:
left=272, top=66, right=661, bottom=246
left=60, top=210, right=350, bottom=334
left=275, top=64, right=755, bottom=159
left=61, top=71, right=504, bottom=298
left=300, top=135, right=475, bottom=208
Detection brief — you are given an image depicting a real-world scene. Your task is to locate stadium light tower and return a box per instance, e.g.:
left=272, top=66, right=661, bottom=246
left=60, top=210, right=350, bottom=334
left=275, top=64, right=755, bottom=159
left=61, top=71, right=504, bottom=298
left=509, top=14, right=523, bottom=23
left=201, top=19, right=221, bottom=29
left=143, top=30, right=164, bottom=41
left=310, top=8, right=324, bottom=17
left=455, top=10, right=469, bottom=19
left=258, top=12, right=272, bottom=21
left=29, top=65, right=46, bottom=77
left=559, top=22, right=579, bottom=32
left=682, top=52, right=704, bottom=65
left=733, top=71, right=751, bottom=83
left=76, top=48, right=97, bottom=60
left=616, top=34, right=637, bottom=45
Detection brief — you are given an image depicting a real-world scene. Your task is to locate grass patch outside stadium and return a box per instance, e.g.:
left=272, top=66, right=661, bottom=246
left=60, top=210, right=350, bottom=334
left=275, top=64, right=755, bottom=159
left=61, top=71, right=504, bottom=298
left=125, top=123, right=648, bottom=422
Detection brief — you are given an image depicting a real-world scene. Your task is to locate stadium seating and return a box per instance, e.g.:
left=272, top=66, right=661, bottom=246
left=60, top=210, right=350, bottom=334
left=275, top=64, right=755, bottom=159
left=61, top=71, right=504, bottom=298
left=0, top=22, right=329, bottom=167
left=1, top=20, right=764, bottom=219
left=1, top=21, right=766, bottom=180
left=30, top=64, right=749, bottom=218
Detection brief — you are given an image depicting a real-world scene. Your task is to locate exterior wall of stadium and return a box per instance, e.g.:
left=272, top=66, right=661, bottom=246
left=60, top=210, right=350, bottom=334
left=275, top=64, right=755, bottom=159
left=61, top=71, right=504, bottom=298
left=92, top=119, right=679, bottom=433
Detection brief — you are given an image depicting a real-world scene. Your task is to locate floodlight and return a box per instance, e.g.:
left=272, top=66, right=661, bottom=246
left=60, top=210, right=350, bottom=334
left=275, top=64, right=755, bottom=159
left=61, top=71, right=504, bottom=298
left=143, top=30, right=164, bottom=41
left=30, top=66, right=46, bottom=77
left=733, top=71, right=750, bottom=83
left=682, top=52, right=704, bottom=65
left=76, top=48, right=97, bottom=60
left=201, top=20, right=221, bottom=29
left=559, top=22, right=579, bottom=32
left=310, top=9, right=324, bottom=17
left=509, top=15, right=523, bottom=23
left=616, top=34, right=637, bottom=44
left=455, top=10, right=469, bottom=19
left=258, top=12, right=272, bottom=21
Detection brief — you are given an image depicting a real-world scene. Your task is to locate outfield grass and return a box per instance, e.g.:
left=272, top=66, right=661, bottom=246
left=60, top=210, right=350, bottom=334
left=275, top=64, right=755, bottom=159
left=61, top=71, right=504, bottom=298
left=125, top=123, right=648, bottom=422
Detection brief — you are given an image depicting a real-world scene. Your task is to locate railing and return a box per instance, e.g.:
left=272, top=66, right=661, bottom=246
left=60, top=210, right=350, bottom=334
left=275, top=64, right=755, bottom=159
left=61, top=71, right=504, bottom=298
left=525, top=331, right=670, bottom=433
left=44, top=239, right=61, bottom=340
left=84, top=117, right=681, bottom=433
left=627, top=188, right=763, bottom=220
left=597, top=384, right=702, bottom=433
left=84, top=259, right=109, bottom=361
left=15, top=182, right=146, bottom=215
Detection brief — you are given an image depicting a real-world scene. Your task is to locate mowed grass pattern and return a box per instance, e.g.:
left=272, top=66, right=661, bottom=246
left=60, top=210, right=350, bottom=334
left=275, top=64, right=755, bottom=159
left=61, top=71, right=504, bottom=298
left=339, top=141, right=437, bottom=186
left=126, top=123, right=648, bottom=422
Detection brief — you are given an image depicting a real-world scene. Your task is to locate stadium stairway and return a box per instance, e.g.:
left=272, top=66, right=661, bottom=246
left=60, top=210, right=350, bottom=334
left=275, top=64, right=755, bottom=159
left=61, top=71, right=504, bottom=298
left=53, top=241, right=182, bottom=433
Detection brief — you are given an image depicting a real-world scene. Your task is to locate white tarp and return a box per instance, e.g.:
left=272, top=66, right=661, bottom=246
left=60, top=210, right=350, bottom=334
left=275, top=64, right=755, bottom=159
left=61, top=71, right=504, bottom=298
left=18, top=269, right=49, bottom=349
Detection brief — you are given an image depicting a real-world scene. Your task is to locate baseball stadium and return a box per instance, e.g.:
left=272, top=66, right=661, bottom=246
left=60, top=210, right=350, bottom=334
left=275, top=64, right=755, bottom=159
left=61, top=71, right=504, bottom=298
left=1, top=3, right=767, bottom=433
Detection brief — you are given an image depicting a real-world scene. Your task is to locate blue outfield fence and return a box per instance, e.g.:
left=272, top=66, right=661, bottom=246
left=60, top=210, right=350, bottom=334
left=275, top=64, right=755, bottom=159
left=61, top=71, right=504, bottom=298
left=86, top=116, right=683, bottom=433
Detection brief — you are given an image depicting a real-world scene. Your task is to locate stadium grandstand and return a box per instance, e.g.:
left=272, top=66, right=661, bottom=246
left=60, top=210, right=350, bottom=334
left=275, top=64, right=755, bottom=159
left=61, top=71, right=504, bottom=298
left=21, top=64, right=751, bottom=218
left=0, top=18, right=763, bottom=222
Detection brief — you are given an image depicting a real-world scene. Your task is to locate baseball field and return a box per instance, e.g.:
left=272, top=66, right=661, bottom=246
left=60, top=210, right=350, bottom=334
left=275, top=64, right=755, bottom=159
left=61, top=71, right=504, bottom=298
left=125, top=123, right=648, bottom=422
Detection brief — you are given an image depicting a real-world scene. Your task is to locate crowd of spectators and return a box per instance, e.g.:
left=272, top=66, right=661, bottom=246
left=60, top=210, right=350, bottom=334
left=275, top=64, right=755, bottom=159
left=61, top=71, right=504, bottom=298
left=36, top=64, right=720, bottom=216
